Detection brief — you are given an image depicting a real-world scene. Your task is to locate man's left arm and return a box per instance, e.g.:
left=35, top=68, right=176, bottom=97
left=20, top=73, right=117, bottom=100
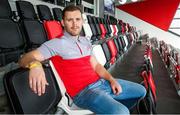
left=90, top=56, right=122, bottom=95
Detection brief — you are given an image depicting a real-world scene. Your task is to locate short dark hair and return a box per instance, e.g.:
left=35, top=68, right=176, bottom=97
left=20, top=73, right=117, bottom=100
left=62, top=5, right=82, bottom=19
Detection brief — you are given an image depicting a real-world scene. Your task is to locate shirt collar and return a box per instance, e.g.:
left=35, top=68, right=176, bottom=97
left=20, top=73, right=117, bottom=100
left=64, top=31, right=80, bottom=43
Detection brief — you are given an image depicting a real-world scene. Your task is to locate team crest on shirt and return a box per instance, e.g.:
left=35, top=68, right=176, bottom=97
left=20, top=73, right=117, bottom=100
left=86, top=45, right=91, bottom=51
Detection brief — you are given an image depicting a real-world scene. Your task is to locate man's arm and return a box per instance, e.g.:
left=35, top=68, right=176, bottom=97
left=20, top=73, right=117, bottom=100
left=19, top=49, right=48, bottom=96
left=19, top=49, right=45, bottom=67
left=90, top=56, right=122, bottom=95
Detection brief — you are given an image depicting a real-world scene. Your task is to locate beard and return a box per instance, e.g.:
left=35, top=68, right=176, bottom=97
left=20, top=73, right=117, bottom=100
left=67, top=27, right=82, bottom=36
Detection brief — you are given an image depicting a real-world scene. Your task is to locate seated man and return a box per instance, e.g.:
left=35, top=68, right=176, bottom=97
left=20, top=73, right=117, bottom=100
left=19, top=5, right=146, bottom=114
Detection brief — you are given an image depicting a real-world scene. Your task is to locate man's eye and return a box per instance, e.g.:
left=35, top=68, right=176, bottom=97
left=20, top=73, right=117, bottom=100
left=67, top=19, right=72, bottom=21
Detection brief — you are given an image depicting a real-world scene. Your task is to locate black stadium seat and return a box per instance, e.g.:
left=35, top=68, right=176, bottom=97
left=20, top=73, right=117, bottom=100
left=52, top=8, right=63, bottom=22
left=0, top=0, right=25, bottom=66
left=37, top=5, right=53, bottom=21
left=16, top=1, right=48, bottom=51
left=3, top=65, right=61, bottom=114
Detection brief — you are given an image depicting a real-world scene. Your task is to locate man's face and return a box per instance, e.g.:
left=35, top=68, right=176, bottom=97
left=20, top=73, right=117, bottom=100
left=62, top=10, right=83, bottom=36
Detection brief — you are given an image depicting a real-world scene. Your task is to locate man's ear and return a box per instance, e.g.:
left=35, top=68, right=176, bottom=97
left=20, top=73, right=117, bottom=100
left=61, top=20, right=64, bottom=27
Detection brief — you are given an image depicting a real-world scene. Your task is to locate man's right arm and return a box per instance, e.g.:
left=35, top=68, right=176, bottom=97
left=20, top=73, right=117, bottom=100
left=19, top=49, right=45, bottom=68
left=19, top=49, right=48, bottom=96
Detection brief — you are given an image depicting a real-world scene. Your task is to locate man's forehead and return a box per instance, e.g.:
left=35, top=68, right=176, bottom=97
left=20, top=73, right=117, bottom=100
left=64, top=10, right=82, bottom=17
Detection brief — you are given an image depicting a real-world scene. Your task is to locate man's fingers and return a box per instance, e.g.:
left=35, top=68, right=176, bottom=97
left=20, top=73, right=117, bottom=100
left=41, top=81, right=46, bottom=94
left=37, top=80, right=42, bottom=96
left=32, top=78, right=37, bottom=94
left=116, top=87, right=121, bottom=95
left=29, top=78, right=32, bottom=89
left=112, top=86, right=116, bottom=94
left=112, top=85, right=122, bottom=95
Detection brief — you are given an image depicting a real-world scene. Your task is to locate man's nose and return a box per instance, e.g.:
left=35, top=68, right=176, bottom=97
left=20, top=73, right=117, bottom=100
left=72, top=19, right=77, bottom=26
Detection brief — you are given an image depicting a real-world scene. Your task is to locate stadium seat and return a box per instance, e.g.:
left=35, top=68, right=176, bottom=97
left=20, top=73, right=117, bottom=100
left=82, top=14, right=92, bottom=40
left=16, top=1, right=48, bottom=51
left=37, top=5, right=63, bottom=40
left=3, top=65, right=61, bottom=114
left=0, top=0, right=25, bottom=66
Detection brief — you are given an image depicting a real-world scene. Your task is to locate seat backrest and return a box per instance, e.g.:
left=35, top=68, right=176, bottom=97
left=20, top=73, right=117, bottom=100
left=3, top=66, right=61, bottom=114
left=37, top=5, right=63, bottom=40
left=37, top=5, right=53, bottom=21
left=16, top=1, right=48, bottom=51
left=82, top=14, right=92, bottom=41
left=98, top=18, right=106, bottom=39
left=0, top=0, right=25, bottom=66
left=106, top=39, right=118, bottom=64
left=101, top=42, right=111, bottom=69
left=52, top=8, right=62, bottom=22
left=92, top=16, right=101, bottom=39
left=87, top=15, right=98, bottom=42
left=92, top=45, right=107, bottom=66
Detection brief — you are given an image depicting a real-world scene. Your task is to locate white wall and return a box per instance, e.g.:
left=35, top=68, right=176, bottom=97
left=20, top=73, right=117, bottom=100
left=115, top=8, right=180, bottom=49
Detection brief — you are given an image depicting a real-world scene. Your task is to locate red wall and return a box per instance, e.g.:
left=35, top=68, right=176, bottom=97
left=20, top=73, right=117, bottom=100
left=117, top=0, right=180, bottom=31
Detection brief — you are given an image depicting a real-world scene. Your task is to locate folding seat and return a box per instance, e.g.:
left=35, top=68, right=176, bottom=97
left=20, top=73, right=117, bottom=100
left=169, top=49, right=175, bottom=75
left=37, top=5, right=93, bottom=114
left=3, top=64, right=62, bottom=113
left=110, top=18, right=123, bottom=58
left=37, top=5, right=63, bottom=40
left=116, top=19, right=122, bottom=35
left=126, top=23, right=134, bottom=46
left=52, top=8, right=62, bottom=22
left=92, top=16, right=101, bottom=40
left=121, top=23, right=129, bottom=52
left=102, top=42, right=111, bottom=69
left=82, top=14, right=106, bottom=66
left=139, top=69, right=157, bottom=114
left=119, top=35, right=127, bottom=53
left=0, top=0, right=25, bottom=66
left=104, top=16, right=111, bottom=36
left=99, top=16, right=118, bottom=65
left=115, top=20, right=125, bottom=55
left=82, top=14, right=92, bottom=40
left=169, top=49, right=180, bottom=89
left=98, top=18, right=106, bottom=39
left=56, top=0, right=66, bottom=7
left=164, top=45, right=171, bottom=68
left=16, top=1, right=48, bottom=51
left=109, top=19, right=114, bottom=37
left=92, top=45, right=107, bottom=67
left=87, top=15, right=99, bottom=42
left=87, top=15, right=110, bottom=68
left=114, top=20, right=127, bottom=53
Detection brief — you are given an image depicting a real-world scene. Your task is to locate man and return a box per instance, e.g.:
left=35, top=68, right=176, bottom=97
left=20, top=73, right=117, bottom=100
left=19, top=5, right=146, bottom=114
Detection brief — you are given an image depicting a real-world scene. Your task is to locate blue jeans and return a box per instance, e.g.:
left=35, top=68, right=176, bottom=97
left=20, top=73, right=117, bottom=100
left=73, top=78, right=146, bottom=114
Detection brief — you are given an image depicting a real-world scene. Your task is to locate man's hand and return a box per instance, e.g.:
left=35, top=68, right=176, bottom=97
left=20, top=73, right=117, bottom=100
left=29, top=67, right=49, bottom=96
left=110, top=79, right=122, bottom=95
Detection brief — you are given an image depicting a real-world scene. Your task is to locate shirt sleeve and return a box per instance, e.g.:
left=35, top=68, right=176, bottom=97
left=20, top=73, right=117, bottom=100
left=37, top=39, right=61, bottom=60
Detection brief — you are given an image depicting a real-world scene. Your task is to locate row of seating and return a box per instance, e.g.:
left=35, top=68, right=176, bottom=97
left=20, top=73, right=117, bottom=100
left=156, top=39, right=180, bottom=96
left=0, top=0, right=140, bottom=69
left=140, top=42, right=157, bottom=113
left=1, top=0, right=143, bottom=114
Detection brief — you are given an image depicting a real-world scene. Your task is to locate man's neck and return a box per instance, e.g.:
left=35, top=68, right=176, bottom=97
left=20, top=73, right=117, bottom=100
left=64, top=31, right=79, bottom=39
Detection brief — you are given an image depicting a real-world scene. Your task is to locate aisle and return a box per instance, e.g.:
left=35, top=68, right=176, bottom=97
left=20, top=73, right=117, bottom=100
left=109, top=42, right=146, bottom=83
left=152, top=49, right=180, bottom=114
left=110, top=43, right=180, bottom=114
